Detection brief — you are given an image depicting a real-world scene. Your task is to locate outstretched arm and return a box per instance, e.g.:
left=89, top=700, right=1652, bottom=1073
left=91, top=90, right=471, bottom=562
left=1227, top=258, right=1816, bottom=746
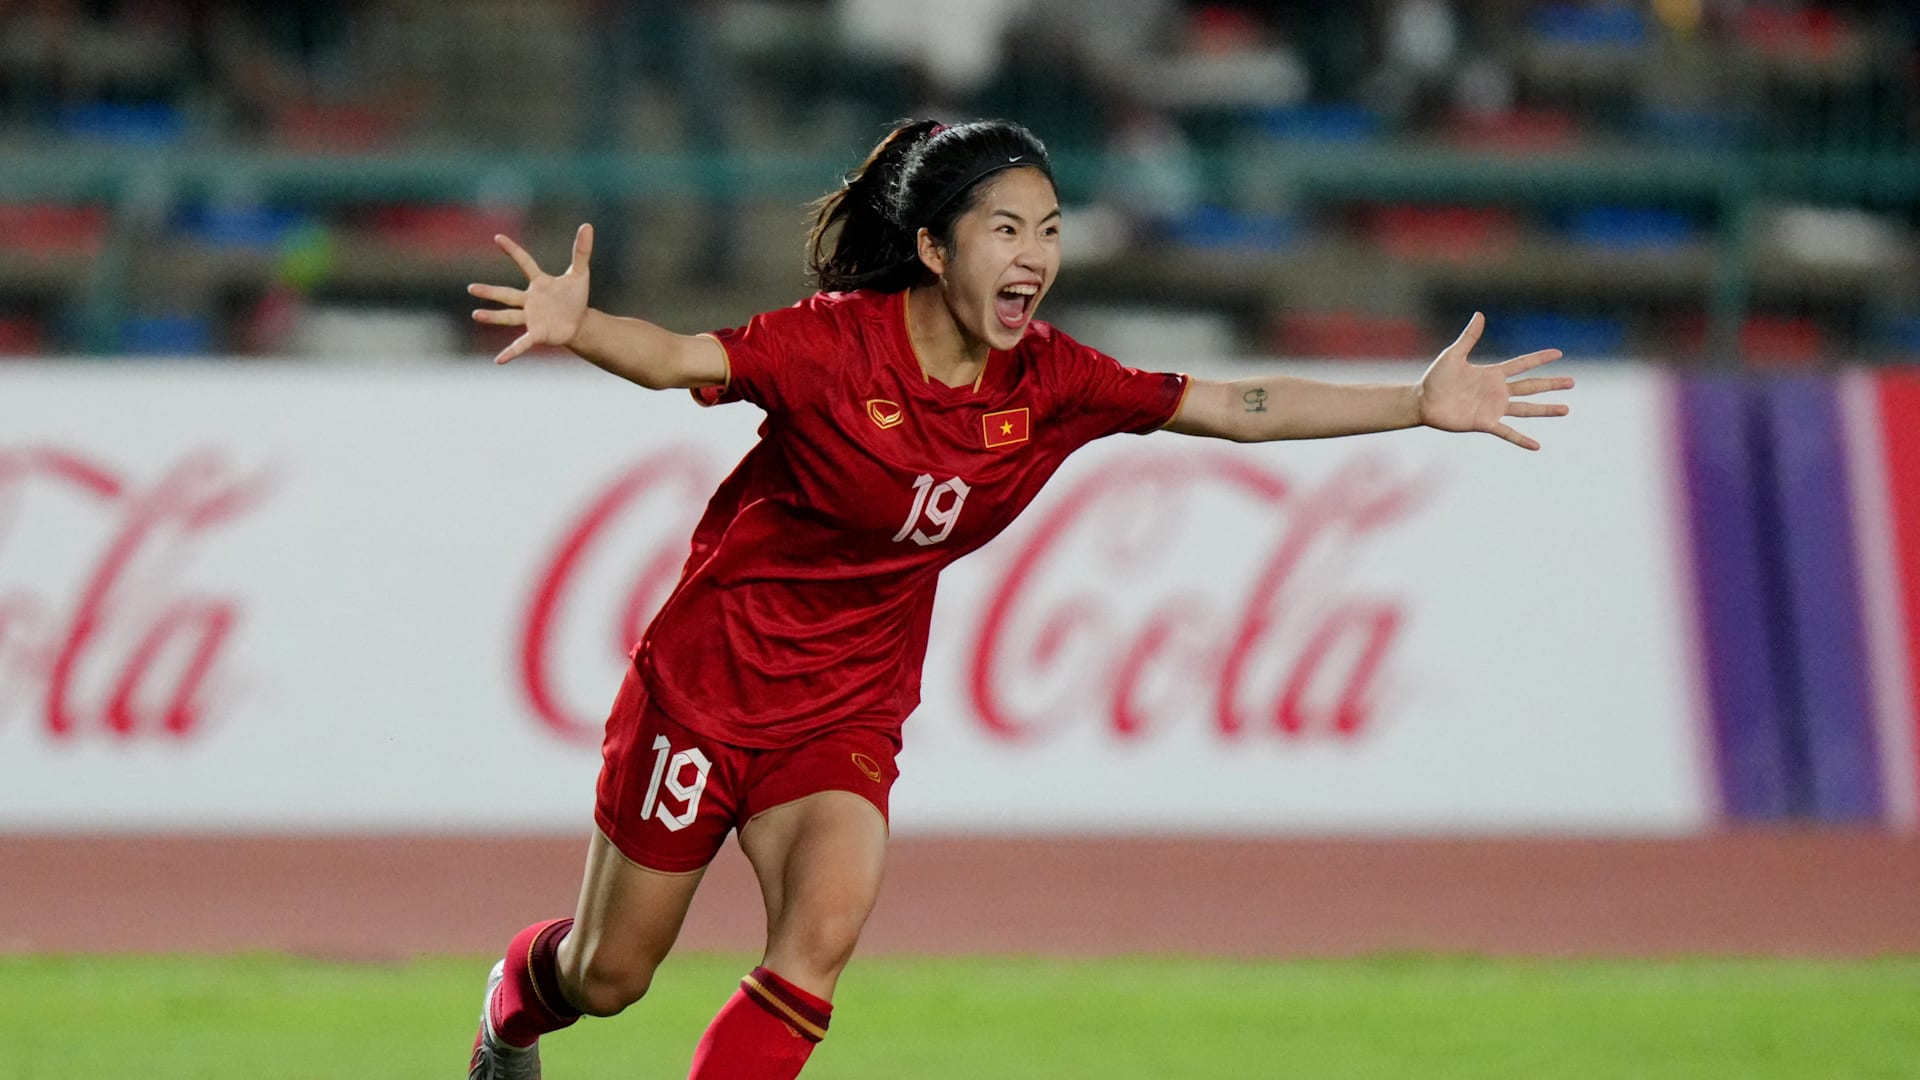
left=1165, top=313, right=1572, bottom=450
left=468, top=224, right=727, bottom=391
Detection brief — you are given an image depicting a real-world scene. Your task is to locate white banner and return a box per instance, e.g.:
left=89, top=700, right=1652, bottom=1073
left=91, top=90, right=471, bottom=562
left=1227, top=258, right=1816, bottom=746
left=0, top=360, right=1710, bottom=833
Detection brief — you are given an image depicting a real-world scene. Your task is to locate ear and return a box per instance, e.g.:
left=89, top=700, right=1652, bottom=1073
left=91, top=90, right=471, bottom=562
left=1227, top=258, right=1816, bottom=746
left=915, top=227, right=947, bottom=277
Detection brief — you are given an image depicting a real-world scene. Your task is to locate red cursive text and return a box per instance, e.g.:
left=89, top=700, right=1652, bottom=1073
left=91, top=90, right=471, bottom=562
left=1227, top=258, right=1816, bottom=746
left=0, top=447, right=269, bottom=740
left=516, top=446, right=1432, bottom=748
left=518, top=449, right=719, bottom=743
left=969, top=452, right=1430, bottom=743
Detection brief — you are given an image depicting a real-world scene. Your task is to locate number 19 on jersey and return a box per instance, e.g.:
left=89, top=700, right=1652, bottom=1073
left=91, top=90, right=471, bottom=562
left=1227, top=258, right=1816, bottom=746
left=892, top=473, right=971, bottom=546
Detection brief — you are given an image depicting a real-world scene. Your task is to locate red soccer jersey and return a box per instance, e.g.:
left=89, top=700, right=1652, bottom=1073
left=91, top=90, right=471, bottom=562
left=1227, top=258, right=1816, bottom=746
left=637, top=288, right=1188, bottom=749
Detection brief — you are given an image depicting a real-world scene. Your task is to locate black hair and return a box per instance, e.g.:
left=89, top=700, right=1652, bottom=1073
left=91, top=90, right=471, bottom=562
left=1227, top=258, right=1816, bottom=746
left=807, top=118, right=1055, bottom=294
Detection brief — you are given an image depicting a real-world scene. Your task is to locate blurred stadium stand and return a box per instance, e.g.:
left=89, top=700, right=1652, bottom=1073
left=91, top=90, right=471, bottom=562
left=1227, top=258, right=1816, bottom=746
left=0, top=0, right=1915, bottom=365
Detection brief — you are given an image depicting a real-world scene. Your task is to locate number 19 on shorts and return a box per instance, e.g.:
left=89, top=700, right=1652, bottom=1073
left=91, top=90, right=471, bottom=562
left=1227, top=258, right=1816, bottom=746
left=641, top=734, right=711, bottom=832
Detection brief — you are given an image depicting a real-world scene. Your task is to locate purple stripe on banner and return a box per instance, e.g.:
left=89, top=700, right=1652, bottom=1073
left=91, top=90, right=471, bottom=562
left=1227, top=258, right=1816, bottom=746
left=1766, top=377, right=1883, bottom=821
left=1678, top=378, right=1792, bottom=820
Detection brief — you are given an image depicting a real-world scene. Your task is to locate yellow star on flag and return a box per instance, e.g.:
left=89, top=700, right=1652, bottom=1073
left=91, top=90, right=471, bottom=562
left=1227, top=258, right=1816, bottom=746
left=981, top=407, right=1031, bottom=448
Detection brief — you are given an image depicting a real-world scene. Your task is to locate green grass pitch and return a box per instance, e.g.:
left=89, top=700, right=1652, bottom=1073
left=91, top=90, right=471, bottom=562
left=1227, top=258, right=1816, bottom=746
left=6, top=953, right=1917, bottom=1078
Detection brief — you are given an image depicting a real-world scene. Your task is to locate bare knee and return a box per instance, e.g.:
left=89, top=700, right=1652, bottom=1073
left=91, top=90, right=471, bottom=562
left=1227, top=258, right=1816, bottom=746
left=767, top=907, right=867, bottom=986
left=558, top=937, right=659, bottom=1018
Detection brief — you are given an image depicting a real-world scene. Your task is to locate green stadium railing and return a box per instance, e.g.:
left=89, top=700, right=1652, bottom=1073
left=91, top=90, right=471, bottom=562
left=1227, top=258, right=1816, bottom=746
left=1, top=145, right=1915, bottom=360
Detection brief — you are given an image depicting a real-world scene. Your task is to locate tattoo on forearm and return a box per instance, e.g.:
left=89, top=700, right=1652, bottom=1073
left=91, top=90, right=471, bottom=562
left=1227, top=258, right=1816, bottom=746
left=1242, top=387, right=1268, bottom=413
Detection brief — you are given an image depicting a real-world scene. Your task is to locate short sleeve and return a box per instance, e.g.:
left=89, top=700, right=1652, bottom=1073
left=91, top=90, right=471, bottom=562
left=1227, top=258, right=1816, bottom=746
left=1048, top=330, right=1189, bottom=444
left=690, top=294, right=840, bottom=414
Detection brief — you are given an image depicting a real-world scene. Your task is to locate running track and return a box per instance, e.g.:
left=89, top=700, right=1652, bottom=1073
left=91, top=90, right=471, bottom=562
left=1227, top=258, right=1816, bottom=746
left=3, top=832, right=1916, bottom=958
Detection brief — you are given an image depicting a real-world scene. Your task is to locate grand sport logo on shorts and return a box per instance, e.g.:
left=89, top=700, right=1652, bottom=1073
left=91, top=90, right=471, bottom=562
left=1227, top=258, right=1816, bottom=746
left=518, top=446, right=1431, bottom=748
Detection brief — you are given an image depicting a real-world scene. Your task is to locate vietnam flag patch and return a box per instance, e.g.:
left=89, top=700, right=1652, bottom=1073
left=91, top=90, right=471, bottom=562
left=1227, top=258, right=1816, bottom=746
left=982, top=407, right=1031, bottom=448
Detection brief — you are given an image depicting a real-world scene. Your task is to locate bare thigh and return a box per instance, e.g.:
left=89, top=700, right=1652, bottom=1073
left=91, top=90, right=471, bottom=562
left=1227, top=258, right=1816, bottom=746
left=554, top=825, right=707, bottom=1016
left=737, top=790, right=889, bottom=1000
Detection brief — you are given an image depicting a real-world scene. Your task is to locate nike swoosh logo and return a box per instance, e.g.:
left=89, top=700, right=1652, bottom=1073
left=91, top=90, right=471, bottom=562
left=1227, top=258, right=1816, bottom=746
left=1008, top=155, right=1022, bottom=163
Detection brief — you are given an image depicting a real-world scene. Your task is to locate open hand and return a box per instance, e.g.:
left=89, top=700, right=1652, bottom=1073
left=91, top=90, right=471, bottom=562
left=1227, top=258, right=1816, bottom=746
left=468, top=224, right=594, bottom=364
left=1416, top=313, right=1573, bottom=451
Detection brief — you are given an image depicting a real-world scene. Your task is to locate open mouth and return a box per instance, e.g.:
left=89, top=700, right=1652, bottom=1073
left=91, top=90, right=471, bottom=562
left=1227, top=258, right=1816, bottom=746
left=994, top=283, right=1039, bottom=330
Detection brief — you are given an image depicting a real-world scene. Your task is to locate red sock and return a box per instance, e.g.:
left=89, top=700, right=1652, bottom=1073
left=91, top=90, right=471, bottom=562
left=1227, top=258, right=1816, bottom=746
left=688, top=966, right=832, bottom=1079
left=490, top=917, right=582, bottom=1048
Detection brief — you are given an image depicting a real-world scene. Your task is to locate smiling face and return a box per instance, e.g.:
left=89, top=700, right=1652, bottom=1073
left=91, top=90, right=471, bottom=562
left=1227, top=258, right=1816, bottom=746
left=917, top=166, right=1061, bottom=354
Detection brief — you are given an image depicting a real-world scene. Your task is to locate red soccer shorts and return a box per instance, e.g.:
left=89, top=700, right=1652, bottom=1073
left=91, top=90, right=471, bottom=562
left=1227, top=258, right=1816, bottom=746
left=594, top=664, right=902, bottom=873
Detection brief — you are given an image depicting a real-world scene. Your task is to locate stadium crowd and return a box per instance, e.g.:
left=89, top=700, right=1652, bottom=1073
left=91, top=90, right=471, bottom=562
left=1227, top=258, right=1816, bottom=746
left=0, top=0, right=1914, bottom=363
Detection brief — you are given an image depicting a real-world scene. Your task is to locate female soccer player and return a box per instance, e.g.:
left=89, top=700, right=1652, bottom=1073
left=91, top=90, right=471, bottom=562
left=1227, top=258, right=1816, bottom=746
left=464, top=118, right=1571, bottom=1079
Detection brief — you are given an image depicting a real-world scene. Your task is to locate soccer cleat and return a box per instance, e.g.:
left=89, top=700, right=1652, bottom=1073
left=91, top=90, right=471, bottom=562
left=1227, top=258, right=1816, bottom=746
left=469, top=959, right=543, bottom=1079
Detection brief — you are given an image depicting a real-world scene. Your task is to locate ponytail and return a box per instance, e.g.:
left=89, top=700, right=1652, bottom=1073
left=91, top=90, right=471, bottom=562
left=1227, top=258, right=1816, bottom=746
left=807, top=117, right=1055, bottom=295
left=806, top=119, right=943, bottom=294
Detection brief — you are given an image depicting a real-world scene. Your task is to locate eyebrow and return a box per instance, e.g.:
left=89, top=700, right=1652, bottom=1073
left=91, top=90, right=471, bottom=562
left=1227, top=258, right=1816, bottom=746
left=991, top=207, right=1063, bottom=226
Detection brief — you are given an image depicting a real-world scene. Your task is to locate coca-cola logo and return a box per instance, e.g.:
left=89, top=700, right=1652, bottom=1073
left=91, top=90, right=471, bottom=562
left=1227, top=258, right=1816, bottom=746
left=518, top=445, right=1431, bottom=748
left=0, top=447, right=271, bottom=741
left=518, top=448, right=719, bottom=743
left=970, top=453, right=1429, bottom=743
